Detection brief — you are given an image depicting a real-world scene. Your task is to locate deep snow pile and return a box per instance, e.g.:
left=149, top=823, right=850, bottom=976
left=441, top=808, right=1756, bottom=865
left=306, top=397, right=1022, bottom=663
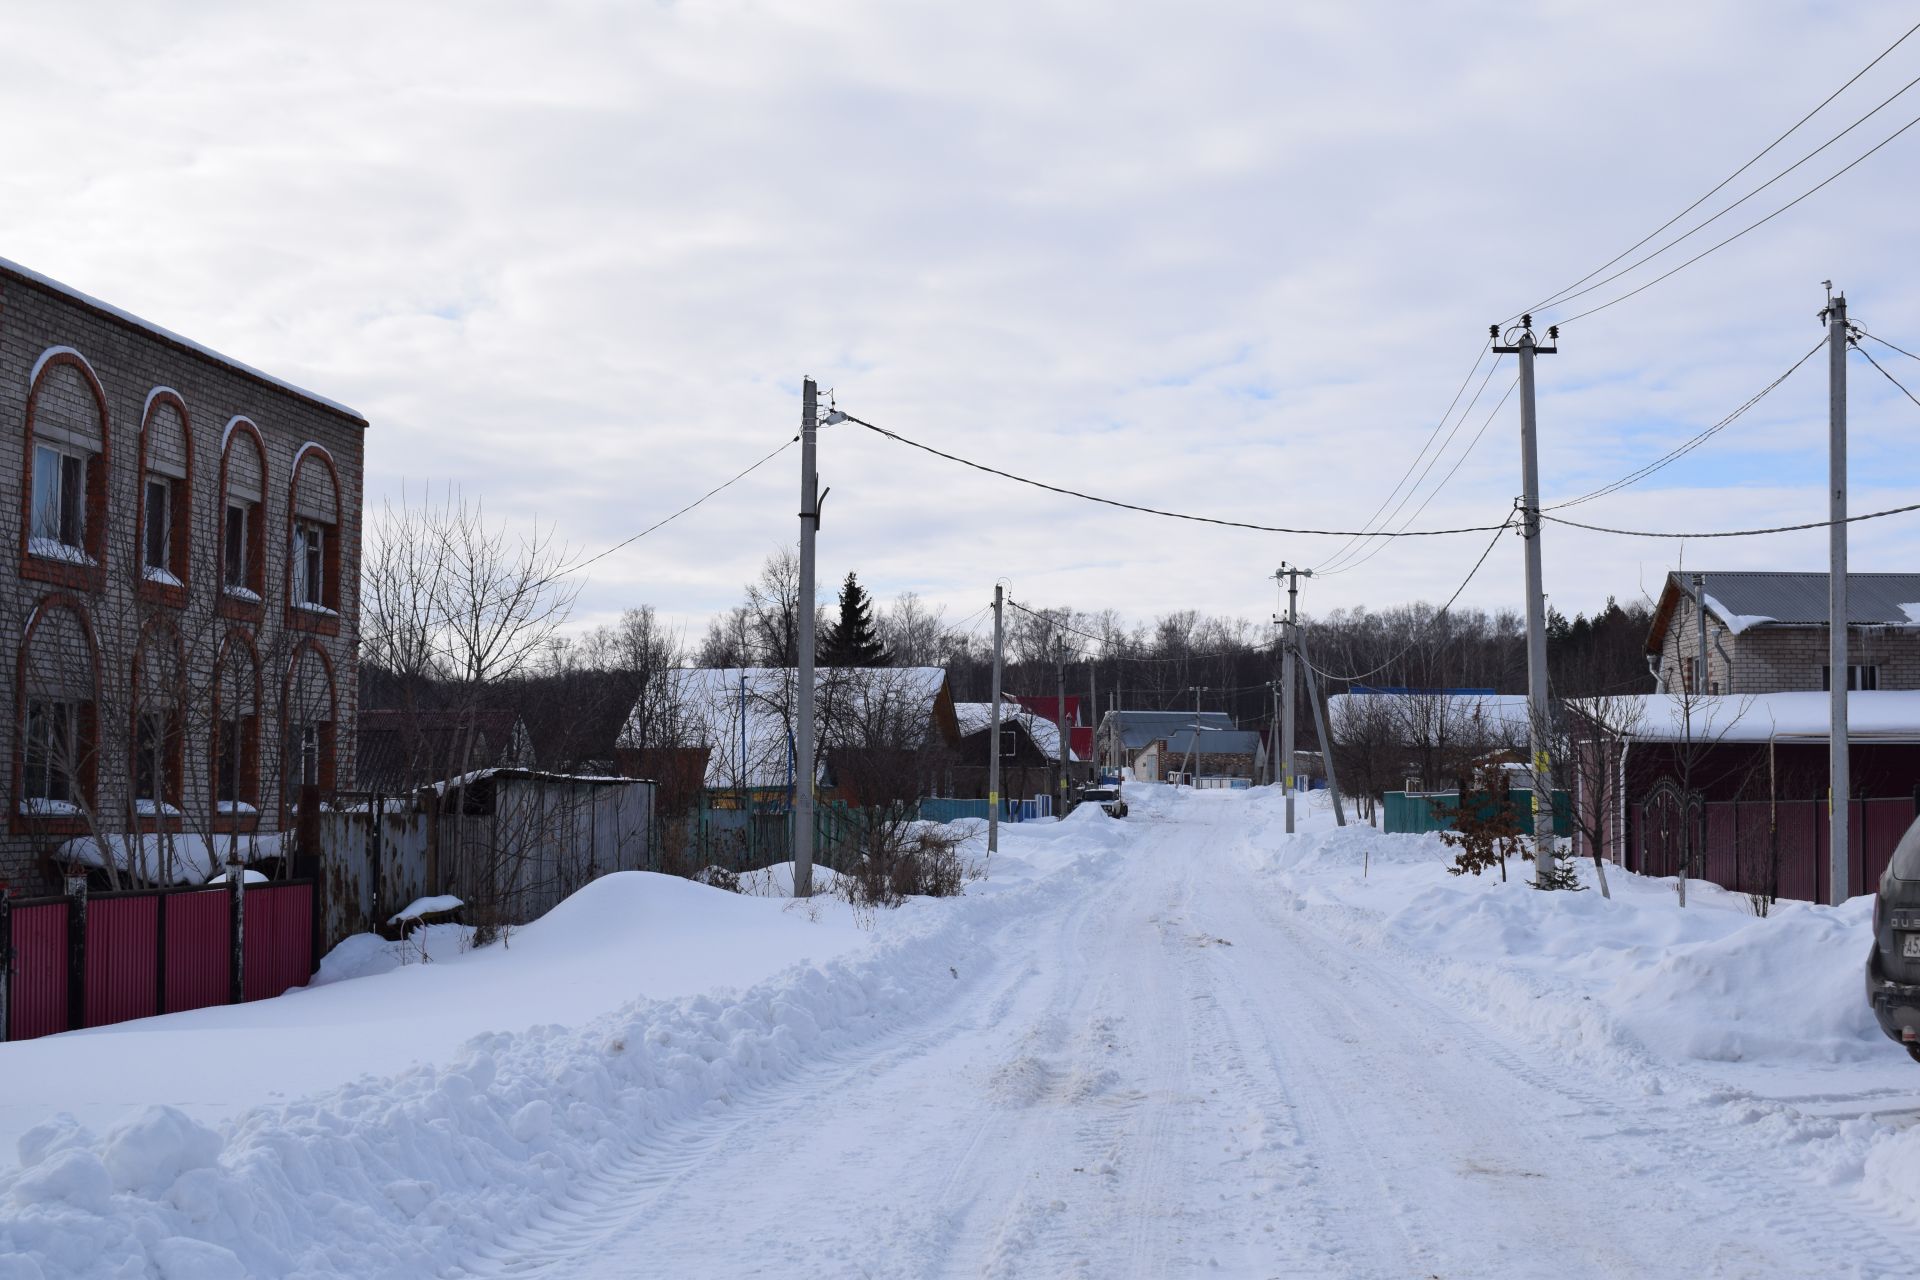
left=0, top=814, right=1123, bottom=1278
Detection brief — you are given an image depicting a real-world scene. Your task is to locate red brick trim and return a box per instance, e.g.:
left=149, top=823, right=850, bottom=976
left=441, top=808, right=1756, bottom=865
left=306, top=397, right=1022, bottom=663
left=217, top=418, right=269, bottom=623
left=11, top=592, right=104, bottom=836
left=130, top=617, right=187, bottom=816
left=134, top=388, right=193, bottom=609
left=278, top=638, right=338, bottom=827
left=19, top=349, right=110, bottom=594
left=211, top=630, right=264, bottom=827
left=285, top=443, right=344, bottom=633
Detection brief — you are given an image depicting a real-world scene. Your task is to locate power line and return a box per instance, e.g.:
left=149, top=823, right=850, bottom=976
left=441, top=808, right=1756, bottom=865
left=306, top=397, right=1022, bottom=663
left=1315, top=354, right=1506, bottom=573
left=553, top=435, right=797, bottom=580
left=1856, top=341, right=1920, bottom=412
left=1859, top=328, right=1920, bottom=362
left=1319, top=376, right=1518, bottom=577
left=1543, top=337, right=1824, bottom=511
left=1542, top=501, right=1920, bottom=539
left=1557, top=107, right=1920, bottom=327
left=1518, top=20, right=1920, bottom=321
left=1298, top=517, right=1516, bottom=685
left=1311, top=339, right=1494, bottom=571
left=838, top=411, right=1509, bottom=538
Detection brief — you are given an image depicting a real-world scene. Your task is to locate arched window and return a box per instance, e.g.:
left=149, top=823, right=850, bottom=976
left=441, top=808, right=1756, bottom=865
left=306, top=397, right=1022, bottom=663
left=281, top=640, right=337, bottom=821
left=218, top=417, right=268, bottom=621
left=130, top=618, right=186, bottom=824
left=136, top=389, right=193, bottom=607
left=15, top=594, right=101, bottom=835
left=287, top=442, right=342, bottom=634
left=212, top=630, right=263, bottom=830
left=21, top=349, right=110, bottom=592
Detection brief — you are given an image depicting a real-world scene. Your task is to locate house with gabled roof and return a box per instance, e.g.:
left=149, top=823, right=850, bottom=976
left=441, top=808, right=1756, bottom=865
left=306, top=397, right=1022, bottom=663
left=1646, top=570, right=1920, bottom=695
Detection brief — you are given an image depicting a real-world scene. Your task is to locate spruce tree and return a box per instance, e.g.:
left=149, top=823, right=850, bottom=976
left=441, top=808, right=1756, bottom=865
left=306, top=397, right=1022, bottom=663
left=820, top=572, right=890, bottom=667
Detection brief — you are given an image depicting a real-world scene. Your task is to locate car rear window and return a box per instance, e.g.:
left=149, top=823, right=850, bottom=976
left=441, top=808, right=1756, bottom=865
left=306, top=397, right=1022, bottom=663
left=1892, top=816, right=1920, bottom=882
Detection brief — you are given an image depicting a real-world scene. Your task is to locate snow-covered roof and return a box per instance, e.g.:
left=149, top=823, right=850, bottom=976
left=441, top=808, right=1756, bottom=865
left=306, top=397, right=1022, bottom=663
left=1650, top=571, right=1920, bottom=650
left=1586, top=691, right=1920, bottom=744
left=622, top=667, right=953, bottom=790
left=1097, top=710, right=1239, bottom=751
left=1, top=256, right=367, bottom=425
left=954, top=699, right=1082, bottom=762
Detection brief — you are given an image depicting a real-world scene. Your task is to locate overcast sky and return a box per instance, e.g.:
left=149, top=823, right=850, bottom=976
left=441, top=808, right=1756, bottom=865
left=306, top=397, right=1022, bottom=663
left=6, top=1, right=1918, bottom=647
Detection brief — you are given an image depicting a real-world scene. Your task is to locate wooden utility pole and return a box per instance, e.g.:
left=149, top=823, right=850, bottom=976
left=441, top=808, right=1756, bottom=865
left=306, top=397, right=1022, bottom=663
left=1055, top=640, right=1069, bottom=817
left=989, top=585, right=1003, bottom=853
left=1275, top=564, right=1310, bottom=834
left=1823, top=284, right=1851, bottom=905
left=1492, top=317, right=1560, bottom=882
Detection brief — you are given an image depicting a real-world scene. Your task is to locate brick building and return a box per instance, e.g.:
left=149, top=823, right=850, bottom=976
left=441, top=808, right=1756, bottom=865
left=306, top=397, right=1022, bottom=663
left=1, top=258, right=366, bottom=889
left=1647, top=570, right=1920, bottom=696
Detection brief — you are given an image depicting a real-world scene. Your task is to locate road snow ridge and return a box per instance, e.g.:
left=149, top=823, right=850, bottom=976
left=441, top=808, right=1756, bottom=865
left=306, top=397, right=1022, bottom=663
left=0, top=845, right=1113, bottom=1280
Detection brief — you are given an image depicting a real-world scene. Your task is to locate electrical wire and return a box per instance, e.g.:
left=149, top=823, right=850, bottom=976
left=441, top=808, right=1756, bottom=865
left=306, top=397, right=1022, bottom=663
left=1534, top=67, right=1920, bottom=323
left=1517, top=20, right=1920, bottom=321
left=1542, top=338, right=1824, bottom=511
left=1315, top=355, right=1505, bottom=573
left=1856, top=342, right=1920, bottom=412
left=1859, top=328, right=1920, bottom=363
left=837, top=411, right=1509, bottom=538
left=1557, top=108, right=1920, bottom=327
left=552, top=436, right=798, bottom=581
left=1297, top=517, right=1516, bottom=685
left=1320, top=376, right=1519, bottom=577
left=1542, top=502, right=1920, bottom=539
left=1311, top=339, right=1494, bottom=572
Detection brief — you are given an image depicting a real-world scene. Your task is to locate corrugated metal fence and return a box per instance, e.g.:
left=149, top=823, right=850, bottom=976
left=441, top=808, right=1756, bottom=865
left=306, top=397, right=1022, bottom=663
left=2, top=880, right=314, bottom=1043
left=1383, top=789, right=1573, bottom=837
left=1629, top=794, right=1919, bottom=904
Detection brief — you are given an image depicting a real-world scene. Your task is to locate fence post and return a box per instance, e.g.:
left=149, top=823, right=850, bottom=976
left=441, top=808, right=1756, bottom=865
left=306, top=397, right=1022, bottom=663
left=65, top=872, right=86, bottom=1032
left=228, top=852, right=245, bottom=1005
left=0, top=881, right=11, bottom=1042
left=154, top=883, right=169, bottom=1015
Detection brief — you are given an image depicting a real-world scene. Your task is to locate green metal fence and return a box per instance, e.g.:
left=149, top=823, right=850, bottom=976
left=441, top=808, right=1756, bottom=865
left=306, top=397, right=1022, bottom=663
left=1383, top=788, right=1571, bottom=837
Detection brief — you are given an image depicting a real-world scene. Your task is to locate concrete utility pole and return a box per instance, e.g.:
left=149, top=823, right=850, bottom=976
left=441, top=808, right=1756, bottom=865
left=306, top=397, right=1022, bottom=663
left=1087, top=662, right=1097, bottom=776
left=794, top=377, right=821, bottom=898
left=1296, top=628, right=1347, bottom=827
left=1275, top=564, right=1310, bottom=834
left=1055, top=640, right=1070, bottom=817
left=989, top=584, right=1004, bottom=854
left=1492, top=318, right=1560, bottom=881
left=1824, top=284, right=1851, bottom=905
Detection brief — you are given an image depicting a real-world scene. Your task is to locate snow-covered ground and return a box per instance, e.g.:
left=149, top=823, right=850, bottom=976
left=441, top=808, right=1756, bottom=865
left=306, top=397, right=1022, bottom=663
left=7, top=784, right=1920, bottom=1276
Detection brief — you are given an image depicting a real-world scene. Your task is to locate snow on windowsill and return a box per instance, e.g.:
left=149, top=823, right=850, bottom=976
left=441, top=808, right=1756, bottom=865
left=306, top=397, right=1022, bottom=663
left=208, top=868, right=269, bottom=885
left=142, top=565, right=184, bottom=587
left=18, top=798, right=81, bottom=816
left=293, top=600, right=339, bottom=616
left=135, top=800, right=183, bottom=817
left=28, top=537, right=94, bottom=566
left=223, top=585, right=262, bottom=604
left=217, top=801, right=260, bottom=815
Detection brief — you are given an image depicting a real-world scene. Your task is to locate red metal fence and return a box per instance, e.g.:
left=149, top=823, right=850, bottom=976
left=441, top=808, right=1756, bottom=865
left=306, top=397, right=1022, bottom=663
left=1629, top=795, right=1919, bottom=903
left=3, top=880, right=316, bottom=1042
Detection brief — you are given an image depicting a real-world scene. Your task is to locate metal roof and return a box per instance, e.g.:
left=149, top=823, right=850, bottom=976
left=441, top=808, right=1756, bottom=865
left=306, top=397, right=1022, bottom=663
left=1166, top=728, right=1264, bottom=756
left=1098, top=710, right=1240, bottom=750
left=1649, top=570, right=1920, bottom=651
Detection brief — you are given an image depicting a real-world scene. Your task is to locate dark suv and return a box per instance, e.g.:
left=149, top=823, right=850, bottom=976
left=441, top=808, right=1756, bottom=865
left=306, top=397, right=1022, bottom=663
left=1866, top=817, right=1920, bottom=1061
left=1079, top=784, right=1127, bottom=818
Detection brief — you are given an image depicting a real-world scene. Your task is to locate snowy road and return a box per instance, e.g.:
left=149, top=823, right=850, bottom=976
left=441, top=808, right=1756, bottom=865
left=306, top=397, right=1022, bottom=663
left=459, top=796, right=1919, bottom=1279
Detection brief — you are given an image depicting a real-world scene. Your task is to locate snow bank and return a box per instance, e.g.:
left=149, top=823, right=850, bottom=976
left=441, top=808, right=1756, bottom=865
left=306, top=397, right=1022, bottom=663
left=0, top=821, right=1117, bottom=1277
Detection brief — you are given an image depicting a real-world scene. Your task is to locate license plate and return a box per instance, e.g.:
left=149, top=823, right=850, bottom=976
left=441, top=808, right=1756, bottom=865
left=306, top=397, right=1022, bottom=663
left=1903, top=934, right=1920, bottom=959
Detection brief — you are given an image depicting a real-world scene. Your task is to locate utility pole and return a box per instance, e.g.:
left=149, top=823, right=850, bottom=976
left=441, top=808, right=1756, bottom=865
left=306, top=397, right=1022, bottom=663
left=1087, top=662, right=1097, bottom=777
left=1824, top=284, right=1850, bottom=905
left=1492, top=317, right=1560, bottom=882
left=1296, top=629, right=1347, bottom=827
left=1274, top=564, right=1309, bottom=834
left=1055, top=639, right=1069, bottom=817
left=989, top=584, right=1004, bottom=854
left=1693, top=573, right=1709, bottom=694
left=794, top=377, right=821, bottom=898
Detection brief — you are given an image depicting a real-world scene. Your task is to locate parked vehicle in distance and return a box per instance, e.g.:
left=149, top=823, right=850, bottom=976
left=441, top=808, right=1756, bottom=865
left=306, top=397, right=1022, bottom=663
left=1079, top=784, right=1127, bottom=818
left=1867, top=817, right=1920, bottom=1061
